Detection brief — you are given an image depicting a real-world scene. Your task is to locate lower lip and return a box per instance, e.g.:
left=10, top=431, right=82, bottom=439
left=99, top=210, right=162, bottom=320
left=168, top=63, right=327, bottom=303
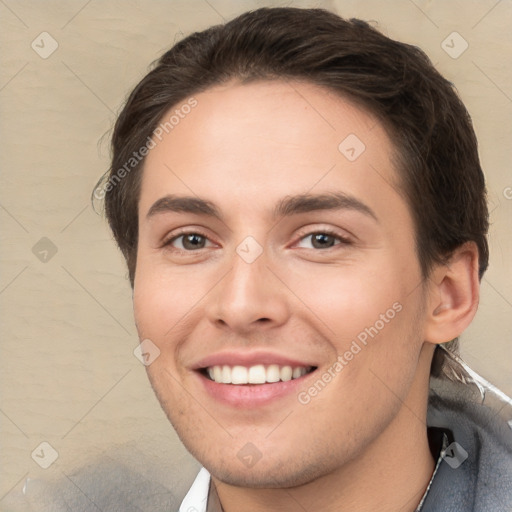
left=196, top=370, right=317, bottom=408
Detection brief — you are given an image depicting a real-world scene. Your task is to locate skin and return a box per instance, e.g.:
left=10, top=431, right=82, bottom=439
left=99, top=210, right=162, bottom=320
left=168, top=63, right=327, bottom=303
left=133, top=80, right=479, bottom=512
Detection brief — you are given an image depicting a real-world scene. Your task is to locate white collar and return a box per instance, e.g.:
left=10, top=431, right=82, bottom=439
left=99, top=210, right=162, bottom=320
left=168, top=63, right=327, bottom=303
left=179, top=467, right=210, bottom=512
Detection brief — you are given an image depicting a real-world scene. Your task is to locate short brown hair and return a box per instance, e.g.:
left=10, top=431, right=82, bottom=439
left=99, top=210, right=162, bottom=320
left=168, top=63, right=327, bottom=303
left=99, top=7, right=489, bottom=288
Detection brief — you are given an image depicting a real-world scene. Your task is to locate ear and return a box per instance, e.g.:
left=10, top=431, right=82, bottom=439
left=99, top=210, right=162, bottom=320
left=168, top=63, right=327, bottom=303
left=423, top=242, right=480, bottom=344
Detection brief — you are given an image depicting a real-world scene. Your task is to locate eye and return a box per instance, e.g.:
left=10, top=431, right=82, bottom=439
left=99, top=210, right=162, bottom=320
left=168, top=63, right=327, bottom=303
left=166, top=232, right=214, bottom=251
left=296, top=231, right=349, bottom=250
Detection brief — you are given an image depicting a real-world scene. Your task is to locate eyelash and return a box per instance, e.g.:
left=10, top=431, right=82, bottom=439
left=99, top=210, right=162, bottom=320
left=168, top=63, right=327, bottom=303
left=162, top=229, right=213, bottom=252
left=163, top=228, right=351, bottom=252
left=294, top=228, right=351, bottom=249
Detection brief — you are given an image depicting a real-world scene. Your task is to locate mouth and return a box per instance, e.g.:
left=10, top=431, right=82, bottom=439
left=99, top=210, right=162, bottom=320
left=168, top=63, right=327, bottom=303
left=200, top=364, right=317, bottom=385
left=193, top=361, right=318, bottom=408
left=190, top=351, right=320, bottom=407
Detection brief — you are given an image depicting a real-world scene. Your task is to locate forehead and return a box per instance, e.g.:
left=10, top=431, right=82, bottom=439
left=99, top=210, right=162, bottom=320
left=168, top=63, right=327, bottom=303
left=139, top=80, right=405, bottom=221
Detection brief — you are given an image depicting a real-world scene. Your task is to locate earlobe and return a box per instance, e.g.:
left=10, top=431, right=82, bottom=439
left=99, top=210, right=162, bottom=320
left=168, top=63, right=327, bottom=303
left=424, top=242, right=480, bottom=344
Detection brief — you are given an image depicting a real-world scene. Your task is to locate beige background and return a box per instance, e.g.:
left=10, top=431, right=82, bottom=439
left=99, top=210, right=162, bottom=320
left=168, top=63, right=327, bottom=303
left=1, top=0, right=511, bottom=509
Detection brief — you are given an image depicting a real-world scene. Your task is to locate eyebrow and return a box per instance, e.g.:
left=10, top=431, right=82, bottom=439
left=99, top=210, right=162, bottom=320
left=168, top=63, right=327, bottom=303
left=146, top=192, right=378, bottom=222
left=274, top=192, right=378, bottom=222
left=147, top=195, right=222, bottom=220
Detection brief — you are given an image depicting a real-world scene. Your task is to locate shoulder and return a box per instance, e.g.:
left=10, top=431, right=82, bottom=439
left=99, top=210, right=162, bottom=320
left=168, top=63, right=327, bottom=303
left=422, top=367, right=512, bottom=512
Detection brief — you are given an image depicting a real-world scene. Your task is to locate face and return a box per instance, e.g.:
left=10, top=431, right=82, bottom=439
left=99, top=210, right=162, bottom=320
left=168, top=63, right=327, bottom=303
left=134, top=80, right=430, bottom=487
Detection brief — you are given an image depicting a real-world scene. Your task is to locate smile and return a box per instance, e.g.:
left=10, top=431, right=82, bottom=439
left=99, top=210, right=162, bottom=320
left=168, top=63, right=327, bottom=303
left=204, top=364, right=315, bottom=384
left=192, top=351, right=319, bottom=407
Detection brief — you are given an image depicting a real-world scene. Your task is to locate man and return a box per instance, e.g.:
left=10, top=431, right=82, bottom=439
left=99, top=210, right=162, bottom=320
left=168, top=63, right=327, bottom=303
left=100, top=7, right=512, bottom=511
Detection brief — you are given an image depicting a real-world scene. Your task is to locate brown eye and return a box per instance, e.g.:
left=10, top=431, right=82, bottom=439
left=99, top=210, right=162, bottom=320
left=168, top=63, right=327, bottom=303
left=297, top=232, right=347, bottom=250
left=311, top=233, right=337, bottom=249
left=169, top=233, right=211, bottom=250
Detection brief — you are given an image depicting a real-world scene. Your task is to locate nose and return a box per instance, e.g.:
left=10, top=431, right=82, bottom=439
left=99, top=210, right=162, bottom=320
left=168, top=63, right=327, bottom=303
left=205, top=249, right=290, bottom=333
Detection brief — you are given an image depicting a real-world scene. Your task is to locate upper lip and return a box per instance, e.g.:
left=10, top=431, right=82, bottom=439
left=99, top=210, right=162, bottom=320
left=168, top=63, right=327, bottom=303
left=191, top=350, right=318, bottom=370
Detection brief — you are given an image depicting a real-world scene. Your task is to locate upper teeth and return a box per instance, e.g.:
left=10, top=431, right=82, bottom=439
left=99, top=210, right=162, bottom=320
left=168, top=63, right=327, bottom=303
left=206, top=365, right=311, bottom=384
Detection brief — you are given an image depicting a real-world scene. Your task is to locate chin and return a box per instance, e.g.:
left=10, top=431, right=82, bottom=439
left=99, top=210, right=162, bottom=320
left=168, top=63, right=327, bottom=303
left=209, top=464, right=322, bottom=489
left=196, top=445, right=344, bottom=489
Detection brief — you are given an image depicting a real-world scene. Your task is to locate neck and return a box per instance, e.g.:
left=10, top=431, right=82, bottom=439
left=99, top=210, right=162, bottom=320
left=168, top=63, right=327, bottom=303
left=213, top=344, right=436, bottom=512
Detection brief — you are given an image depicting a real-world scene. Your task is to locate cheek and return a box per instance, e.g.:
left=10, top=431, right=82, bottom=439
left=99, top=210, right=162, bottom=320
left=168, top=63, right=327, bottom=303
left=133, top=253, right=206, bottom=336
left=133, top=258, right=186, bottom=374
left=133, top=251, right=225, bottom=387
left=287, top=260, right=414, bottom=342
left=285, top=249, right=425, bottom=397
